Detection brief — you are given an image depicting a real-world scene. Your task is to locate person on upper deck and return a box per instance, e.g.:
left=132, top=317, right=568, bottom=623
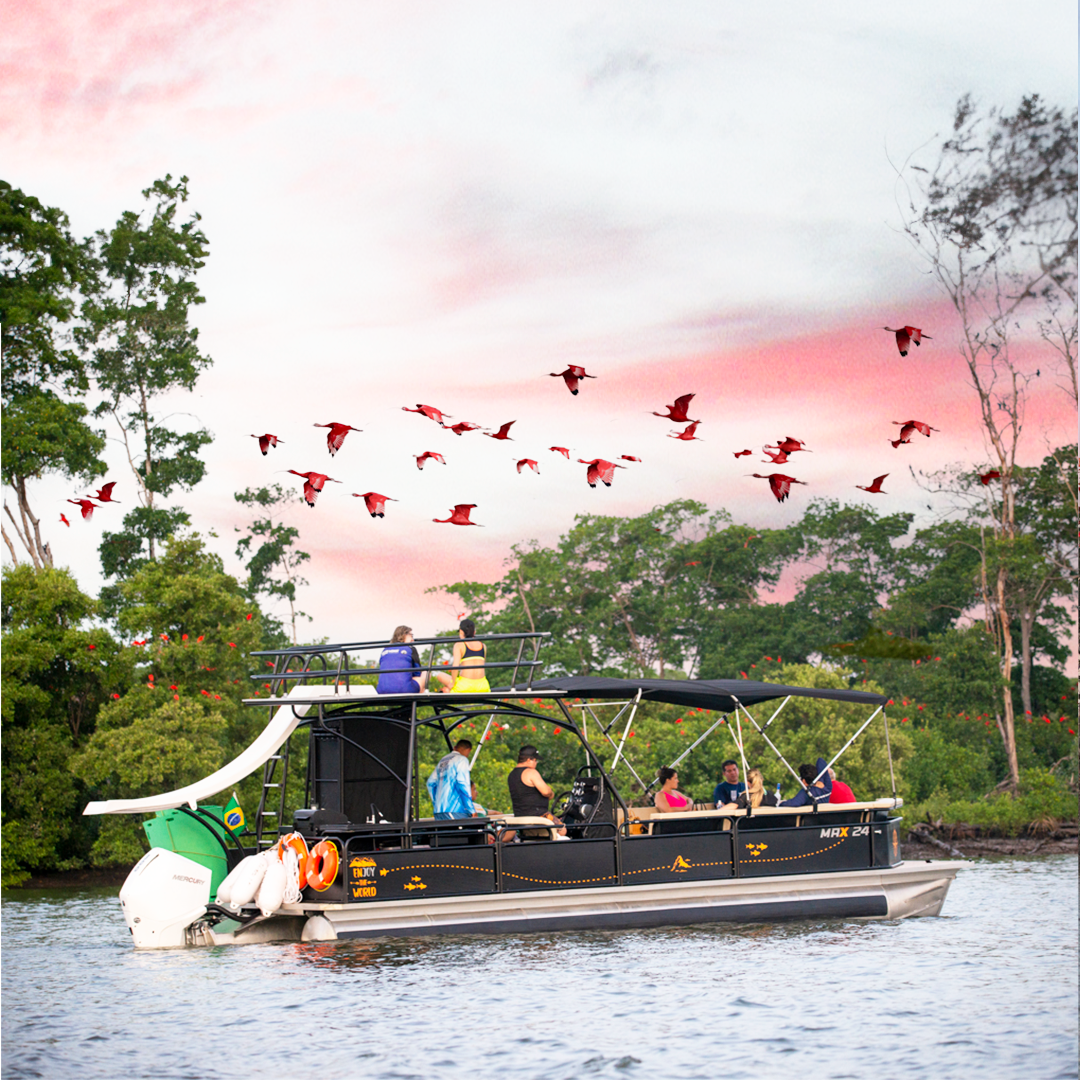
left=376, top=625, right=452, bottom=694
left=731, top=767, right=779, bottom=810
left=712, top=760, right=746, bottom=807
left=654, top=767, right=694, bottom=813
left=780, top=758, right=833, bottom=807
left=507, top=745, right=567, bottom=837
left=828, top=767, right=856, bottom=803
left=426, top=739, right=477, bottom=819
left=448, top=618, right=491, bottom=694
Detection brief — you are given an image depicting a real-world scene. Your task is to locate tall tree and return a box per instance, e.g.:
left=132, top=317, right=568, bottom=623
left=903, top=94, right=1078, bottom=787
left=0, top=182, right=106, bottom=567
left=77, top=175, right=213, bottom=576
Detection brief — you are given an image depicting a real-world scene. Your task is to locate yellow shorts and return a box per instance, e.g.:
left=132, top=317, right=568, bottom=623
left=451, top=676, right=490, bottom=693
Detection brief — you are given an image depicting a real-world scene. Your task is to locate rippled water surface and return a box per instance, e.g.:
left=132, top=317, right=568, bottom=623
left=3, top=857, right=1077, bottom=1080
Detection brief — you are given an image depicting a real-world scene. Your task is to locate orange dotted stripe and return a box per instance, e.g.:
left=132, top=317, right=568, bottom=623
left=624, top=861, right=726, bottom=876
left=740, top=838, right=847, bottom=864
left=501, top=872, right=618, bottom=885
left=372, top=864, right=493, bottom=875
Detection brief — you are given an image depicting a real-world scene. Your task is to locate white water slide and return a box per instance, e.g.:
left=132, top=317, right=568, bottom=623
left=83, top=685, right=376, bottom=816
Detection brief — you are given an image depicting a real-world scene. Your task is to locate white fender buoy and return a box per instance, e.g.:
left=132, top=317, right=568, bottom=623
left=221, top=854, right=267, bottom=910
left=257, top=858, right=287, bottom=916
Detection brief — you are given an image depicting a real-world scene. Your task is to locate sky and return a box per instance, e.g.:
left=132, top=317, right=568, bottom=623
left=3, top=1, right=1077, bottom=650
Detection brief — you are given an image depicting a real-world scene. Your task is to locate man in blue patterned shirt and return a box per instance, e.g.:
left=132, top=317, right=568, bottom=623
left=426, top=739, right=476, bottom=819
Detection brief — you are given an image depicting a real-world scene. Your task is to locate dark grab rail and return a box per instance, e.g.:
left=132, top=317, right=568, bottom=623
left=250, top=631, right=551, bottom=659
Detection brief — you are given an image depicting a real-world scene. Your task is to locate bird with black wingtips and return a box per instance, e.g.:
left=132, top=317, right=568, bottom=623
left=89, top=481, right=120, bottom=502
left=668, top=421, right=703, bottom=441
left=287, top=470, right=341, bottom=507
left=549, top=365, right=596, bottom=395
left=515, top=459, right=540, bottom=475
left=353, top=492, right=397, bottom=518
left=653, top=393, right=698, bottom=423
left=447, top=421, right=482, bottom=436
left=314, top=422, right=362, bottom=456
left=403, top=404, right=451, bottom=426
left=749, top=474, right=807, bottom=503
left=577, top=458, right=626, bottom=488
left=549, top=446, right=570, bottom=458
left=485, top=421, right=516, bottom=441
left=856, top=474, right=889, bottom=494
left=883, top=325, right=931, bottom=356
left=890, top=420, right=939, bottom=448
left=433, top=504, right=482, bottom=526
left=415, top=451, right=446, bottom=470
left=251, top=434, right=283, bottom=456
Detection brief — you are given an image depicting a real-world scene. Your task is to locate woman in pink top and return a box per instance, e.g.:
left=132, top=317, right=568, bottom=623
left=654, top=767, right=694, bottom=813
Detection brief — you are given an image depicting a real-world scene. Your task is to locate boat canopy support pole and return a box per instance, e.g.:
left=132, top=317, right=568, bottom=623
left=644, top=712, right=732, bottom=795
left=405, top=703, right=417, bottom=833
left=609, top=690, right=643, bottom=775
left=469, top=712, right=499, bottom=769
left=733, top=710, right=753, bottom=815
left=882, top=708, right=898, bottom=804
left=731, top=696, right=803, bottom=790
left=577, top=698, right=648, bottom=792
left=813, top=705, right=885, bottom=786
left=555, top=698, right=632, bottom=824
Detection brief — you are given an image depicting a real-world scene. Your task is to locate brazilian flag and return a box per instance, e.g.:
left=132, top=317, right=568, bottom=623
left=224, top=792, right=245, bottom=834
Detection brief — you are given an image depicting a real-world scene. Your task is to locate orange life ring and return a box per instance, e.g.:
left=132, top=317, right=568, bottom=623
left=277, top=832, right=311, bottom=889
left=304, top=840, right=339, bottom=892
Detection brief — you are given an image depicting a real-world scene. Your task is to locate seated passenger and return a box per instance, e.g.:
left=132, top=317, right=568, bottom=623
left=828, top=767, right=856, bottom=803
left=780, top=758, right=833, bottom=807
left=376, top=625, right=452, bottom=694
left=426, top=739, right=476, bottom=819
left=448, top=618, right=490, bottom=693
left=506, top=745, right=566, bottom=838
left=654, top=767, right=693, bottom=813
left=732, top=767, right=779, bottom=809
left=712, top=760, right=746, bottom=807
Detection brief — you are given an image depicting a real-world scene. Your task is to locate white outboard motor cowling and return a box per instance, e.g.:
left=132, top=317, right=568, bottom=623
left=119, top=848, right=212, bottom=949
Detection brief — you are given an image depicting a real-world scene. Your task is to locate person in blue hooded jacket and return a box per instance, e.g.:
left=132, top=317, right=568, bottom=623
left=376, top=625, right=452, bottom=694
left=780, top=758, right=833, bottom=807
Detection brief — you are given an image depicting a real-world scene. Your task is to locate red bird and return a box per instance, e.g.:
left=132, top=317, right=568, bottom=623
left=750, top=474, right=807, bottom=503
left=485, top=421, right=516, bottom=441
left=773, top=437, right=810, bottom=454
left=287, top=470, right=341, bottom=507
left=549, top=446, right=570, bottom=458
left=314, top=422, right=361, bottom=456
left=447, top=422, right=481, bottom=436
left=89, top=482, right=120, bottom=502
left=856, top=474, right=889, bottom=494
left=250, top=434, right=282, bottom=456
left=415, top=451, right=446, bottom=470
left=60, top=513, right=71, bottom=527
left=403, top=404, right=451, bottom=426
left=620, top=455, right=642, bottom=462
left=980, top=469, right=1002, bottom=485
left=653, top=393, right=698, bottom=423
left=433, top=504, right=482, bottom=526
left=516, top=458, right=540, bottom=475
left=883, top=325, right=932, bottom=356
left=549, top=365, right=596, bottom=395
left=891, top=420, right=939, bottom=447
left=67, top=498, right=97, bottom=520
left=353, top=492, right=397, bottom=518
left=668, top=422, right=702, bottom=441
left=577, top=458, right=626, bottom=488
left=733, top=449, right=752, bottom=458
left=761, top=446, right=790, bottom=464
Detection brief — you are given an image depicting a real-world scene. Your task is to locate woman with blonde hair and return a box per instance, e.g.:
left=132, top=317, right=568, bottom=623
left=733, top=768, right=778, bottom=809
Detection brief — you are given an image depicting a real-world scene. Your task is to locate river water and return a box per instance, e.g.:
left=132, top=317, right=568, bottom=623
left=2, top=857, right=1076, bottom=1080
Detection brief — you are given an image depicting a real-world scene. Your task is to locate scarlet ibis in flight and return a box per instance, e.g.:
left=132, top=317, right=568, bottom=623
left=883, top=326, right=931, bottom=356
left=749, top=474, right=807, bottom=503
left=980, top=469, right=1002, bottom=485
left=433, top=504, right=482, bottom=526
left=287, top=470, right=341, bottom=507
left=856, top=474, right=889, bottom=494
left=67, top=498, right=97, bottom=520
left=549, top=365, right=596, bottom=395
left=60, top=513, right=71, bottom=527
left=668, top=422, right=702, bottom=441
left=447, top=422, right=481, bottom=436
left=403, top=404, right=450, bottom=426
left=250, top=434, right=283, bottom=456
left=415, top=451, right=446, bottom=470
left=653, top=393, right=698, bottom=423
left=353, top=492, right=397, bottom=518
left=516, top=459, right=540, bottom=475
left=577, top=458, right=626, bottom=488
left=314, top=422, right=361, bottom=456
left=485, top=421, right=516, bottom=441
left=733, top=449, right=752, bottom=458
left=761, top=447, right=790, bottom=464
left=890, top=420, right=939, bottom=447
left=549, top=446, right=570, bottom=458
left=89, top=482, right=119, bottom=502
left=773, top=437, right=810, bottom=454
left=620, top=455, right=642, bottom=462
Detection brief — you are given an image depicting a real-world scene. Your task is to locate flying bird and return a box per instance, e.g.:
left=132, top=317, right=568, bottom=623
left=891, top=420, right=939, bottom=447
left=433, top=504, right=482, bottom=526
left=856, top=474, right=889, bottom=494
left=761, top=446, right=790, bottom=464
left=60, top=513, right=71, bottom=527
left=286, top=470, right=341, bottom=507
left=733, top=449, right=752, bottom=458
left=980, top=469, right=1002, bottom=485
left=653, top=393, right=698, bottom=423
left=773, top=437, right=810, bottom=454
left=402, top=404, right=451, bottom=426
left=251, top=433, right=283, bottom=456
left=549, top=446, right=570, bottom=458
left=620, top=455, right=642, bottom=462
left=415, top=451, right=446, bottom=470
left=485, top=421, right=516, bottom=441
left=353, top=492, right=397, bottom=518
left=668, top=422, right=702, bottom=441
left=883, top=325, right=931, bottom=356
left=577, top=458, right=626, bottom=488
left=549, top=365, right=596, bottom=395
left=516, top=458, right=540, bottom=475
left=447, top=422, right=482, bottom=436
left=89, top=482, right=119, bottom=502
left=749, top=474, right=807, bottom=503
left=314, top=422, right=361, bottom=456
left=67, top=498, right=97, bottom=520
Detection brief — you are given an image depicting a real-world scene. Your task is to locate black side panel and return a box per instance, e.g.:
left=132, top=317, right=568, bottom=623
left=650, top=816, right=726, bottom=837
left=872, top=819, right=902, bottom=867
left=500, top=839, right=617, bottom=892
left=313, top=715, right=410, bottom=824
left=621, top=833, right=734, bottom=885
left=346, top=847, right=496, bottom=902
left=736, top=824, right=872, bottom=877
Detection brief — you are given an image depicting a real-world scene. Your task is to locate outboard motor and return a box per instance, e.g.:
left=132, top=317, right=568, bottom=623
left=119, top=848, right=212, bottom=949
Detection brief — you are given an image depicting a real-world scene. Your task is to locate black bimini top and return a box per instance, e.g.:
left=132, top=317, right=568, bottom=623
left=504, top=676, right=887, bottom=714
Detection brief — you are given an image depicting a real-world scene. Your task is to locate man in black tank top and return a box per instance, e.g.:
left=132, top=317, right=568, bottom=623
left=507, top=746, right=567, bottom=838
